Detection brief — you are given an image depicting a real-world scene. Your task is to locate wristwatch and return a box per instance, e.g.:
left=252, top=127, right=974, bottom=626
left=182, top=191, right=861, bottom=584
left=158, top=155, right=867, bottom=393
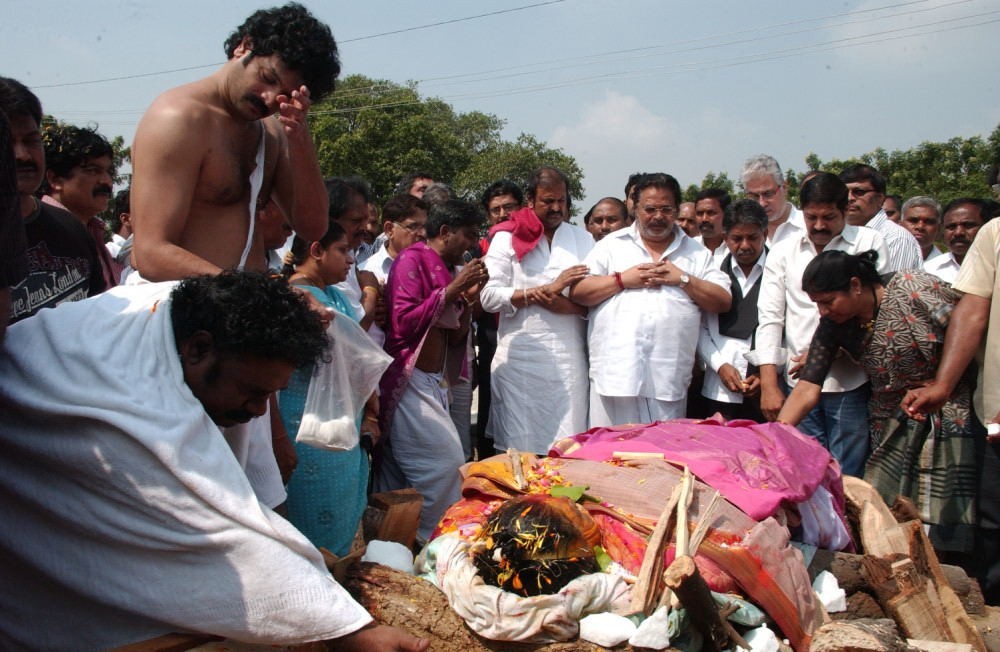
left=678, top=273, right=690, bottom=289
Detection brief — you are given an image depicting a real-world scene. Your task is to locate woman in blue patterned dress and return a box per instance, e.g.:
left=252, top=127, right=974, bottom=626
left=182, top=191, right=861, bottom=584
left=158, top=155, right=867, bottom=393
left=280, top=221, right=376, bottom=555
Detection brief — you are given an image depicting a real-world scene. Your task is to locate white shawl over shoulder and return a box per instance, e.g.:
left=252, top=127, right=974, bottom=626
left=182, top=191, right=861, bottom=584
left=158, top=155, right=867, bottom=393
left=0, top=284, right=371, bottom=650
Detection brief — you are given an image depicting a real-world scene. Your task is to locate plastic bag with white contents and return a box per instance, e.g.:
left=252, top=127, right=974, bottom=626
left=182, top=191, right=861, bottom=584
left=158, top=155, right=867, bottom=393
left=296, top=310, right=393, bottom=450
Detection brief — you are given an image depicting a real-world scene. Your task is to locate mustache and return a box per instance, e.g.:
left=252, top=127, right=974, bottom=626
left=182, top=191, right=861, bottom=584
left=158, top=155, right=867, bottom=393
left=247, top=95, right=268, bottom=116
left=16, top=161, right=38, bottom=173
left=93, top=184, right=112, bottom=197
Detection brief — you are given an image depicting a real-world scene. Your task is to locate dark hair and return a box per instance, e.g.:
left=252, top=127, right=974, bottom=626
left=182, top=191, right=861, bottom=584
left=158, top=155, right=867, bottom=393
left=839, top=163, right=886, bottom=195
left=425, top=199, right=485, bottom=238
left=224, top=3, right=340, bottom=101
left=0, top=77, right=42, bottom=125
left=110, top=187, right=130, bottom=233
left=170, top=271, right=328, bottom=367
left=281, top=219, right=347, bottom=277
left=800, top=172, right=849, bottom=213
left=41, top=123, right=115, bottom=180
left=583, top=197, right=627, bottom=225
left=382, top=193, right=428, bottom=224
left=624, top=172, right=649, bottom=199
left=394, top=171, right=434, bottom=195
left=884, top=194, right=903, bottom=208
left=325, top=176, right=369, bottom=220
left=695, top=187, right=731, bottom=212
left=481, top=179, right=524, bottom=210
left=801, top=250, right=881, bottom=295
left=630, top=172, right=682, bottom=207
left=942, top=197, right=992, bottom=223
left=526, top=167, right=570, bottom=203
left=723, top=199, right=768, bottom=233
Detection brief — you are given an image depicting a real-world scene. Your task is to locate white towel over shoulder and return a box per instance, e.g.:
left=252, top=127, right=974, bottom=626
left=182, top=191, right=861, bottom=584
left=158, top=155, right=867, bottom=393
left=0, top=284, right=371, bottom=650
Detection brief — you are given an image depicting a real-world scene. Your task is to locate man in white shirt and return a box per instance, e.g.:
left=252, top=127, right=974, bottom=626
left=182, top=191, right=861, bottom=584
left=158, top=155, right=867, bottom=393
left=570, top=172, right=731, bottom=426
left=755, top=172, right=889, bottom=476
left=361, top=193, right=428, bottom=284
left=481, top=167, right=593, bottom=453
left=698, top=200, right=769, bottom=421
left=925, top=198, right=992, bottom=284
left=840, top=164, right=922, bottom=272
left=741, top=154, right=804, bottom=245
left=899, top=195, right=942, bottom=263
left=694, top=187, right=730, bottom=260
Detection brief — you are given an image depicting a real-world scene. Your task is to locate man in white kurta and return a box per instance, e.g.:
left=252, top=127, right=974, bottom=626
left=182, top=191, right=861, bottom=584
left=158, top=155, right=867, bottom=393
left=571, top=173, right=732, bottom=426
left=0, top=274, right=424, bottom=651
left=481, top=167, right=593, bottom=454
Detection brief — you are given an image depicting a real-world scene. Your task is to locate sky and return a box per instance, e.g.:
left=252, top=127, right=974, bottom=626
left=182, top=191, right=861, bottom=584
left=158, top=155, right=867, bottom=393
left=5, top=0, right=1000, bottom=211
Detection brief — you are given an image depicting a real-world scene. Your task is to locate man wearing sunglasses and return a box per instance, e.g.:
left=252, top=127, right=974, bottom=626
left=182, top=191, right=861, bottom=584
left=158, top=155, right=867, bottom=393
left=839, top=164, right=922, bottom=272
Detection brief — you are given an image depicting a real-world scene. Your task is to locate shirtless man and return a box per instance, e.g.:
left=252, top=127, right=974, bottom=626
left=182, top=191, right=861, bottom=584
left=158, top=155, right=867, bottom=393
left=377, top=200, right=488, bottom=543
left=130, top=4, right=339, bottom=280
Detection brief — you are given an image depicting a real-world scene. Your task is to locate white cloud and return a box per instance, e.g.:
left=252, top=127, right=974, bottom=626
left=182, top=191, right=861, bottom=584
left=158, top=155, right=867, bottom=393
left=549, top=90, right=753, bottom=210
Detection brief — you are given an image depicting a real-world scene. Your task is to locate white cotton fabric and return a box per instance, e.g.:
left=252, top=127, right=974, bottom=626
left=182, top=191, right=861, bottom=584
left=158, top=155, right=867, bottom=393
left=924, top=250, right=961, bottom=284
left=698, top=251, right=767, bottom=404
left=481, top=223, right=593, bottom=453
left=584, top=223, right=731, bottom=402
left=0, top=284, right=372, bottom=650
left=427, top=536, right=631, bottom=643
left=754, top=224, right=889, bottom=389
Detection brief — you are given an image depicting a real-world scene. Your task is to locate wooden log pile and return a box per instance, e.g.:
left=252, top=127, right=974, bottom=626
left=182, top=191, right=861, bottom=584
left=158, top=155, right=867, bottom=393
left=806, top=477, right=993, bottom=652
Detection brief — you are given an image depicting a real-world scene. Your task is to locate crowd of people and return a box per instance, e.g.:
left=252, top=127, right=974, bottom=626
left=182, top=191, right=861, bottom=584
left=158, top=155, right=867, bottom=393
left=2, top=2, right=1000, bottom=649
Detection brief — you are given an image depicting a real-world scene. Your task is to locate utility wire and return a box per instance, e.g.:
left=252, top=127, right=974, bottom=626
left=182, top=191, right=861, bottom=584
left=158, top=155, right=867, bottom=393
left=32, top=1, right=565, bottom=89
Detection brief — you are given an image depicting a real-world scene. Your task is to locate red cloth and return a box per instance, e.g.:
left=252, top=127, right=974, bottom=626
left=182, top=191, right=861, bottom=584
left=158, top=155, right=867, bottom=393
left=488, top=206, right=542, bottom=261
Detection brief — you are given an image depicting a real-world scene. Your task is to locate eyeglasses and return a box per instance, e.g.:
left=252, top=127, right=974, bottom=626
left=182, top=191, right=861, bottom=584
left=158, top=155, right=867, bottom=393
left=746, top=188, right=779, bottom=201
left=488, top=202, right=520, bottom=216
left=848, top=187, right=877, bottom=198
left=640, top=205, right=676, bottom=218
left=398, top=221, right=426, bottom=233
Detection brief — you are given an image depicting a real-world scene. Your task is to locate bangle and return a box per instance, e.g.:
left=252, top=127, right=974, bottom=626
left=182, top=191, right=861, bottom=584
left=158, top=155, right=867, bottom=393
left=363, top=415, right=378, bottom=422
left=613, top=271, right=625, bottom=291
left=524, top=289, right=531, bottom=305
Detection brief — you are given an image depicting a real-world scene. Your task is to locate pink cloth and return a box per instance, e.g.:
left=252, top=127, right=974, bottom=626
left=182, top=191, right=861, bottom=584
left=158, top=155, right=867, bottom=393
left=549, top=417, right=844, bottom=522
left=488, top=206, right=543, bottom=261
left=379, top=242, right=467, bottom=432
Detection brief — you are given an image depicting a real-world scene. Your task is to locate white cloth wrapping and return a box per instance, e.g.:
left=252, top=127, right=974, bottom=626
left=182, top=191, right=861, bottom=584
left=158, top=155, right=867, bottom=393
left=0, top=283, right=372, bottom=650
left=422, top=536, right=631, bottom=643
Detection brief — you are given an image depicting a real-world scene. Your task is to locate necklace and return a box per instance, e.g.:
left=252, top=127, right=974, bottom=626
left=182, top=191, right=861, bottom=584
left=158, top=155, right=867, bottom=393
left=860, top=285, right=880, bottom=332
left=290, top=271, right=325, bottom=289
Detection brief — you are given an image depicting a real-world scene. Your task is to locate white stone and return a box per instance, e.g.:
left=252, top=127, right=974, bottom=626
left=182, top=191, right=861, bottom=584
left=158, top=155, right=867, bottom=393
left=361, top=540, right=414, bottom=574
left=812, top=569, right=847, bottom=612
left=579, top=612, right=636, bottom=647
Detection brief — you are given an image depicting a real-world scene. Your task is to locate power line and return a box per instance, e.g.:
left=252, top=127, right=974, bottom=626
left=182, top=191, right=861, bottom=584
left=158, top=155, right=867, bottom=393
left=340, top=0, right=564, bottom=42
left=32, top=1, right=565, bottom=89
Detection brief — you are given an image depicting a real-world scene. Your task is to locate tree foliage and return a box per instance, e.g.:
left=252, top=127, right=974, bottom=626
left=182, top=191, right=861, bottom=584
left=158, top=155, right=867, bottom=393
left=691, top=124, right=1000, bottom=208
left=309, top=75, right=583, bottom=205
left=682, top=171, right=736, bottom=202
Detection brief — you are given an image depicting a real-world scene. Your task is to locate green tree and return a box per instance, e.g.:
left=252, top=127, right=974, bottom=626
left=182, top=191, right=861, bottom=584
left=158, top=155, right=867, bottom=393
left=682, top=171, right=736, bottom=202
left=801, top=127, right=998, bottom=205
left=452, top=134, right=583, bottom=207
left=309, top=75, right=583, bottom=205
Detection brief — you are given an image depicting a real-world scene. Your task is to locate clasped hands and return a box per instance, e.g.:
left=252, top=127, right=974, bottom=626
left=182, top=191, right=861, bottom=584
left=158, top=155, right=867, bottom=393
left=618, top=260, right=687, bottom=289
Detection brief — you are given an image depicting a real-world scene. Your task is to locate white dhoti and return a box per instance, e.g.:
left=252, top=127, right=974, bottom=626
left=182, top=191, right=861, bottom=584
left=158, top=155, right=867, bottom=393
left=588, top=390, right=686, bottom=427
left=377, top=368, right=465, bottom=542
